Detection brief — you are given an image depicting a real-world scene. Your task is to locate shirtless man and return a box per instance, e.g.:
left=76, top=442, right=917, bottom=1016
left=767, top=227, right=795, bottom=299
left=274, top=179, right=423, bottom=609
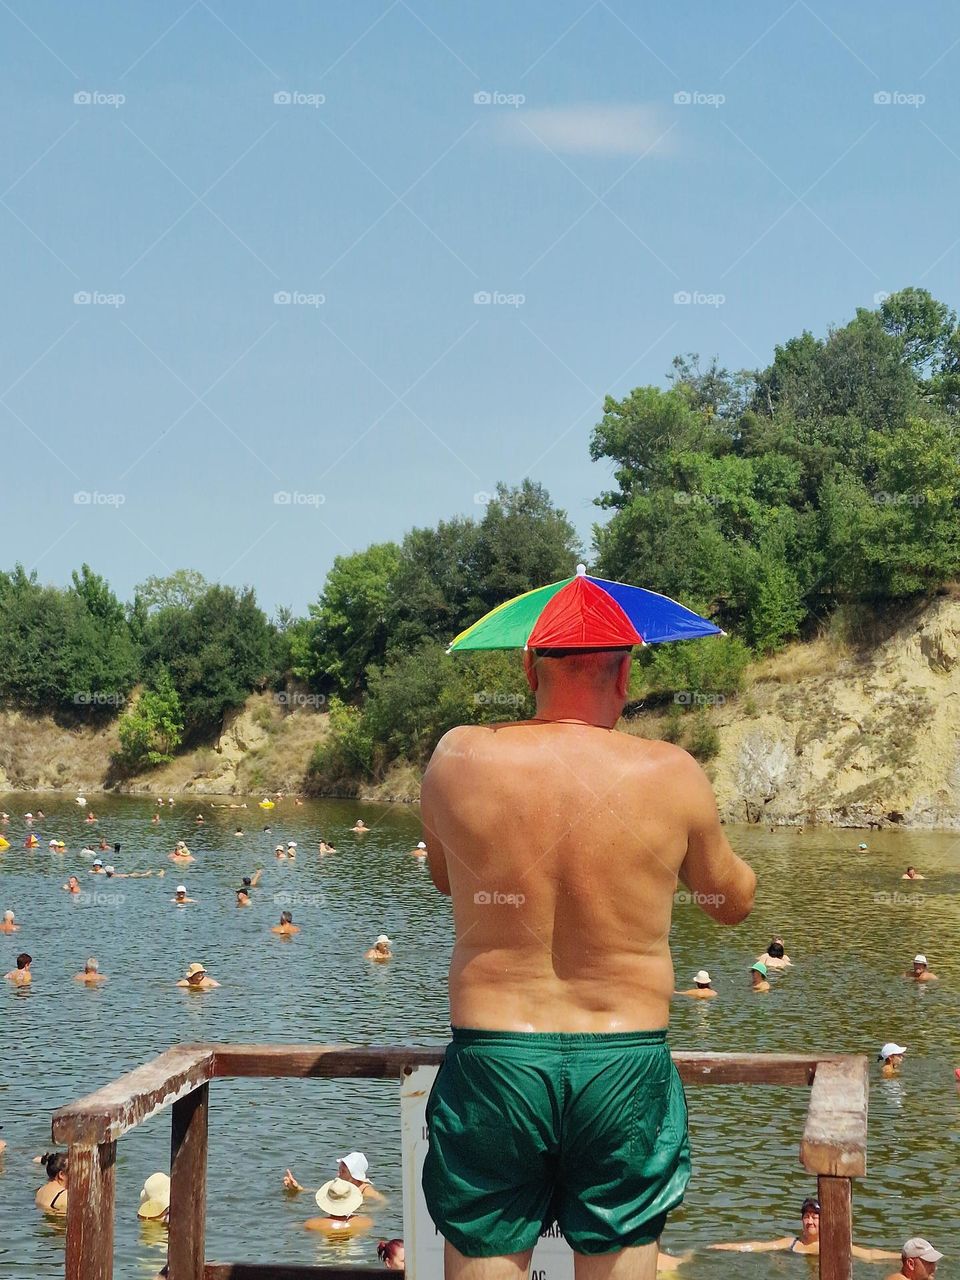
left=0, top=910, right=19, bottom=933
left=750, top=962, right=770, bottom=992
left=905, top=954, right=938, bottom=982
left=902, top=867, right=926, bottom=881
left=410, top=841, right=428, bottom=858
left=271, top=910, right=300, bottom=935
left=177, top=963, right=219, bottom=990
left=236, top=888, right=252, bottom=907
left=74, top=957, right=107, bottom=984
left=365, top=934, right=392, bottom=962
left=170, top=842, right=193, bottom=864
left=420, top=643, right=756, bottom=1280
left=6, top=953, right=32, bottom=986
left=674, top=970, right=716, bottom=999
left=63, top=876, right=81, bottom=895
left=885, top=1237, right=944, bottom=1279
left=172, top=885, right=195, bottom=905
left=352, top=820, right=369, bottom=833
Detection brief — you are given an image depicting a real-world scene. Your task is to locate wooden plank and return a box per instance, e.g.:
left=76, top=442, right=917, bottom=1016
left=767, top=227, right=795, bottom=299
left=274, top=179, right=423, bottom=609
left=65, top=1141, right=116, bottom=1280
left=212, top=1044, right=845, bottom=1086
left=211, top=1044, right=445, bottom=1079
left=169, top=1082, right=209, bottom=1280
left=800, top=1057, right=868, bottom=1178
left=817, top=1176, right=853, bottom=1280
left=205, top=1268, right=396, bottom=1279
left=54, top=1046, right=215, bottom=1145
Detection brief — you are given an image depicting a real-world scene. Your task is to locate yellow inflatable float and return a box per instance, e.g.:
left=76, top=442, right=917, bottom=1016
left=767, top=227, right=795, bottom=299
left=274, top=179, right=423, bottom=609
left=258, top=798, right=275, bottom=810
left=0, top=836, right=9, bottom=850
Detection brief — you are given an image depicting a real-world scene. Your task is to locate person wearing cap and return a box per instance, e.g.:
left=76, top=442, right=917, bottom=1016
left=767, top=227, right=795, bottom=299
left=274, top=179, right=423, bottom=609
left=904, top=954, right=938, bottom=982
left=177, top=963, right=219, bottom=990
left=89, top=858, right=105, bottom=874
left=172, top=886, right=195, bottom=906
left=284, top=1151, right=386, bottom=1203
left=137, top=1172, right=171, bottom=1222
left=365, top=934, right=392, bottom=962
left=750, top=961, right=770, bottom=992
left=74, top=958, right=106, bottom=985
left=409, top=841, right=428, bottom=858
left=902, top=866, right=926, bottom=880
left=420, top=615, right=757, bottom=1272
left=236, top=888, right=252, bottom=907
left=878, top=1043, right=906, bottom=1077
left=275, top=844, right=287, bottom=860
left=711, top=1196, right=900, bottom=1259
left=271, top=910, right=300, bottom=936
left=886, top=1237, right=944, bottom=1278
left=169, top=842, right=193, bottom=864
left=0, top=910, right=19, bottom=934
left=675, top=970, right=717, bottom=999
left=303, top=1176, right=374, bottom=1236
left=62, top=875, right=81, bottom=895
left=756, top=936, right=792, bottom=969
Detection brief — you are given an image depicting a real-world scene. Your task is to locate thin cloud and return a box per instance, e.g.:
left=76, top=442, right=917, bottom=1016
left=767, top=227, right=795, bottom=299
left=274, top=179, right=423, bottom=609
left=498, top=103, right=675, bottom=157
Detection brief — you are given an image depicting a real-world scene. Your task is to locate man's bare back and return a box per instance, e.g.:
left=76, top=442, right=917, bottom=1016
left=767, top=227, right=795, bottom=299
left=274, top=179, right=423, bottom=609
left=423, top=720, right=754, bottom=1033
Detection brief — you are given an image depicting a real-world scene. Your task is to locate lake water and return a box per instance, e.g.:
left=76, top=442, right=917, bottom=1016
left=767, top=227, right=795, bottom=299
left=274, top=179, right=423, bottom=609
left=1, top=794, right=959, bottom=1278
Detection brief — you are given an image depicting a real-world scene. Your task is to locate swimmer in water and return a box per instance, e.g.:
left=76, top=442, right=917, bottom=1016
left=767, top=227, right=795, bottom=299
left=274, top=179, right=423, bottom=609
left=285, top=1152, right=386, bottom=1203
left=365, top=934, right=392, bottom=962
left=902, top=866, right=925, bottom=880
left=236, top=888, right=252, bottom=907
left=0, top=910, right=19, bottom=933
left=74, top=957, right=106, bottom=985
left=878, top=1042, right=906, bottom=1077
left=89, top=859, right=105, bottom=874
left=172, top=885, right=195, bottom=906
left=303, top=1178, right=373, bottom=1237
left=410, top=841, right=427, bottom=858
left=756, top=937, right=792, bottom=969
left=318, top=839, right=337, bottom=853
left=905, top=954, right=938, bottom=982
left=750, top=961, right=770, bottom=992
left=151, top=813, right=160, bottom=823
left=170, top=842, right=194, bottom=863
left=710, top=1196, right=898, bottom=1261
left=35, top=1152, right=69, bottom=1214
left=274, top=844, right=287, bottom=860
left=6, top=953, right=32, bottom=986
left=177, top=962, right=219, bottom=990
left=63, top=876, right=81, bottom=895
left=352, top=820, right=369, bottom=833
left=271, top=910, right=300, bottom=936
left=674, top=969, right=717, bottom=999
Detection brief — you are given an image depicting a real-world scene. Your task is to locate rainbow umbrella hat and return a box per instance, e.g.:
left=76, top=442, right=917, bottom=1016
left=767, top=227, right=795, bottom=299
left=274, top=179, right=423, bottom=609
left=447, top=565, right=724, bottom=652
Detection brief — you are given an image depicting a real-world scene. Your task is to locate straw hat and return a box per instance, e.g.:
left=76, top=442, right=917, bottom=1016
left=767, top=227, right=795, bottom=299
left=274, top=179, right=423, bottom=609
left=375, top=934, right=392, bottom=946
left=185, top=963, right=206, bottom=978
left=138, top=1171, right=171, bottom=1218
left=694, top=970, right=711, bottom=985
left=315, top=1177, right=364, bottom=1217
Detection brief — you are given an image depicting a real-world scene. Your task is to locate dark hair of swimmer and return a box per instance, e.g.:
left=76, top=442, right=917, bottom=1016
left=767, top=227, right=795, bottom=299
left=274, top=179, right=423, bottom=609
left=280, top=910, right=293, bottom=924
left=16, top=953, right=31, bottom=969
left=113, top=843, right=121, bottom=854
left=801, top=1197, right=820, bottom=1215
left=42, top=1152, right=69, bottom=1178
left=378, top=1240, right=404, bottom=1264
left=767, top=941, right=785, bottom=958
left=242, top=877, right=252, bottom=886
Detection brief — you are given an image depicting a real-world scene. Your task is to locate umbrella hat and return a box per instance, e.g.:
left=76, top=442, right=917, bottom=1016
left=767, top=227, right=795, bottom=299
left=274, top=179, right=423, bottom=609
left=448, top=565, right=723, bottom=652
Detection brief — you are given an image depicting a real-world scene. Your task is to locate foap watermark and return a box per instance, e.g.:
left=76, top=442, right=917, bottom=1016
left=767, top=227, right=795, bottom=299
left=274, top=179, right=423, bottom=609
left=473, top=90, right=525, bottom=108
left=674, top=90, right=725, bottom=108
left=74, top=491, right=126, bottom=506
left=873, top=90, right=925, bottom=108
left=474, top=889, right=526, bottom=908
left=873, top=491, right=927, bottom=506
left=674, top=889, right=726, bottom=907
left=274, top=90, right=325, bottom=107
left=673, top=491, right=721, bottom=507
left=673, top=290, right=725, bottom=307
left=274, top=290, right=325, bottom=307
left=74, top=291, right=125, bottom=307
left=77, top=890, right=126, bottom=906
left=674, top=691, right=726, bottom=708
left=473, top=691, right=525, bottom=708
left=273, top=490, right=326, bottom=507
left=73, top=691, right=126, bottom=707
left=873, top=891, right=925, bottom=906
left=275, top=691, right=327, bottom=709
left=474, top=290, right=525, bottom=307
left=74, top=90, right=125, bottom=108
left=874, top=291, right=892, bottom=305
left=474, top=491, right=493, bottom=505
left=274, top=890, right=327, bottom=907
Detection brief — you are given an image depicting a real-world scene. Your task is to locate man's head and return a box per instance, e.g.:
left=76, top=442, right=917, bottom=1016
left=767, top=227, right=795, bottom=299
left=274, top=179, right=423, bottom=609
left=175, top=885, right=187, bottom=900
left=338, top=1151, right=369, bottom=1184
left=2, top=911, right=13, bottom=924
left=913, top=954, right=928, bottom=973
left=750, top=961, right=767, bottom=985
left=523, top=647, right=633, bottom=723
left=767, top=940, right=785, bottom=958
left=185, top=963, right=206, bottom=985
left=236, top=889, right=249, bottom=903
left=906, top=866, right=917, bottom=876
left=901, top=1238, right=943, bottom=1277
left=280, top=910, right=293, bottom=925
left=878, top=1041, right=906, bottom=1067
left=242, top=876, right=252, bottom=887
left=16, top=953, right=31, bottom=969
left=84, top=957, right=99, bottom=974
left=375, top=933, right=392, bottom=952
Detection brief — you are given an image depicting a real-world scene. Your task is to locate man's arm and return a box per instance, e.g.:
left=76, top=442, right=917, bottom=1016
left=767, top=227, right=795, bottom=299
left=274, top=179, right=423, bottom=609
left=420, top=733, right=458, bottom=897
left=678, top=756, right=756, bottom=925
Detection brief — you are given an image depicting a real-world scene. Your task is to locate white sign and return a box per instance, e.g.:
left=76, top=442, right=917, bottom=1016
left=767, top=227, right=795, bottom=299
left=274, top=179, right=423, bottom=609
left=401, top=1065, right=575, bottom=1280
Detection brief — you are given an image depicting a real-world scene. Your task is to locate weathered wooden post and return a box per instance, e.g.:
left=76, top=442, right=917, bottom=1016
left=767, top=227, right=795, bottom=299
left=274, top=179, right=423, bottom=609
left=168, top=1082, right=210, bottom=1280
left=65, top=1139, right=117, bottom=1280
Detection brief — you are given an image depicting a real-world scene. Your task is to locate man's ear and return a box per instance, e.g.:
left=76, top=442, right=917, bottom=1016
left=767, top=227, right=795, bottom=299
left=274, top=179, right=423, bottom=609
left=616, top=652, right=632, bottom=699
left=522, top=649, right=538, bottom=691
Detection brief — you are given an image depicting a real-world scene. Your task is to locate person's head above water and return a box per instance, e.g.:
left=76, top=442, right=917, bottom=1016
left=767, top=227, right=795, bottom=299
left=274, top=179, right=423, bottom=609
left=280, top=910, right=293, bottom=924
left=523, top=646, right=633, bottom=727
left=693, top=969, right=711, bottom=988
left=800, top=1198, right=820, bottom=1238
left=766, top=940, right=785, bottom=958
left=900, top=1237, right=943, bottom=1277
left=84, top=958, right=99, bottom=974
left=42, top=1151, right=68, bottom=1181
left=16, top=952, right=31, bottom=969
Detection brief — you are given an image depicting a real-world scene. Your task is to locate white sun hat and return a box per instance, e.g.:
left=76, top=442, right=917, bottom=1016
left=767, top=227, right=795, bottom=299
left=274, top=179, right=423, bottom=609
left=694, top=970, right=711, bottom=984
left=914, top=954, right=928, bottom=965
left=339, top=1151, right=369, bottom=1181
left=176, top=884, right=187, bottom=894
left=315, top=1177, right=364, bottom=1217
left=138, top=1171, right=171, bottom=1218
left=375, top=934, right=392, bottom=946
left=878, top=1042, right=907, bottom=1061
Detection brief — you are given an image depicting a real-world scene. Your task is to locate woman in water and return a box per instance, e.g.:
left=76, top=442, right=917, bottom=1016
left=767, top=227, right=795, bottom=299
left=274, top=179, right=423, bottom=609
left=35, top=1152, right=69, bottom=1214
left=377, top=1240, right=405, bottom=1270
left=710, top=1197, right=897, bottom=1260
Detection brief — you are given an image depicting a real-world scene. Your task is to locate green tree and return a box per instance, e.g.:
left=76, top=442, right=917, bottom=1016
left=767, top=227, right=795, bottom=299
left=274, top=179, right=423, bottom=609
left=116, top=668, right=184, bottom=767
left=135, top=569, right=211, bottom=613
left=475, top=480, right=582, bottom=602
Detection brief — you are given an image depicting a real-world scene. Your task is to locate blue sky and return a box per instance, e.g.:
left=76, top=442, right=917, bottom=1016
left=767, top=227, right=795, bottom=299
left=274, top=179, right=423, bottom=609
left=2, top=1, right=958, bottom=614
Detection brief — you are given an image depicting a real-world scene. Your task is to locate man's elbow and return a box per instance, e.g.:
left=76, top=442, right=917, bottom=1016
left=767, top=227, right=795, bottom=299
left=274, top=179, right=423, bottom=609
left=711, top=870, right=757, bottom=925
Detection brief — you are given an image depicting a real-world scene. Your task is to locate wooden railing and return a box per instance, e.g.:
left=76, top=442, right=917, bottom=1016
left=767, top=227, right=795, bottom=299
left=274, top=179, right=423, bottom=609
left=52, top=1045, right=868, bottom=1280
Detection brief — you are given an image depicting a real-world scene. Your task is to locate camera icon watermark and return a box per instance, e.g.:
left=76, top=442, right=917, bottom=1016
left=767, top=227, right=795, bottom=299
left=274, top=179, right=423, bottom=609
left=674, top=690, right=726, bottom=707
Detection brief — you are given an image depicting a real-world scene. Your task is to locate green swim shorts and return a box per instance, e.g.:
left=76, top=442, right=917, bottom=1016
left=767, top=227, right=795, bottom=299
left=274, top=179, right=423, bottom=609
left=422, top=1027, right=690, bottom=1257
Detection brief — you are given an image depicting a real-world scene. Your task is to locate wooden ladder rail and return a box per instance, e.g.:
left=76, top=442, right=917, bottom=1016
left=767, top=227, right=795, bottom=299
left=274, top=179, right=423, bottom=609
left=51, top=1046, right=869, bottom=1280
